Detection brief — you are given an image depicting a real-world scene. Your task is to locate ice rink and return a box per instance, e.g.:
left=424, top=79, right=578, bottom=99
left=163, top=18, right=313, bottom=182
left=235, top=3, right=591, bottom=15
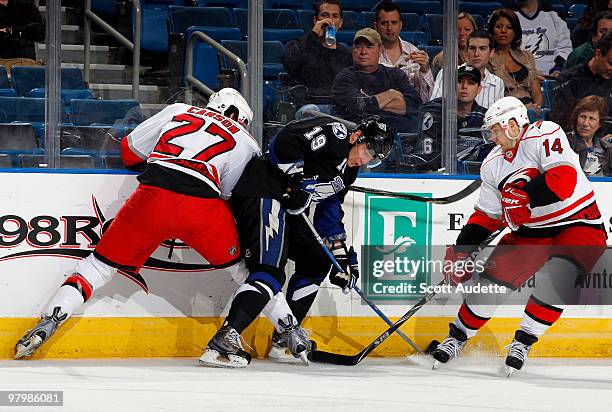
left=1, top=355, right=611, bottom=411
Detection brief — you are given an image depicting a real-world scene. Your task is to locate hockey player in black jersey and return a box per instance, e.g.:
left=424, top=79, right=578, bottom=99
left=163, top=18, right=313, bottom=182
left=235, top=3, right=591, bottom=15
left=199, top=115, right=393, bottom=368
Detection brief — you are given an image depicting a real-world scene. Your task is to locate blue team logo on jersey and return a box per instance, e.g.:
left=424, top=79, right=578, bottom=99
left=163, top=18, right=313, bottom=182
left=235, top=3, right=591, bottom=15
left=332, top=122, right=347, bottom=139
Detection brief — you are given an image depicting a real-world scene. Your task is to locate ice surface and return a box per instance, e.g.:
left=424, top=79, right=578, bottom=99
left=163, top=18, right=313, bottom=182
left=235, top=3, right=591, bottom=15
left=1, top=356, right=611, bottom=411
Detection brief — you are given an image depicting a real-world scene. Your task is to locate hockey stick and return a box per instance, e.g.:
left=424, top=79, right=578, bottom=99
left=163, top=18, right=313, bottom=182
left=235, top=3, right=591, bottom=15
left=300, top=213, right=422, bottom=353
left=308, top=228, right=503, bottom=365
left=349, top=179, right=482, bottom=204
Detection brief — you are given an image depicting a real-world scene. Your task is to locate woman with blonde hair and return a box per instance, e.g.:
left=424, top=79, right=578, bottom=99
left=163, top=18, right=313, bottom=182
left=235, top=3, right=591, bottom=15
left=487, top=8, right=544, bottom=115
left=567, top=95, right=611, bottom=176
left=431, top=12, right=477, bottom=76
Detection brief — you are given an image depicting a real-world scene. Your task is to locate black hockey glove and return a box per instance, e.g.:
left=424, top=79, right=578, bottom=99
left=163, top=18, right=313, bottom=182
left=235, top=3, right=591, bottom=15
left=329, top=241, right=359, bottom=290
left=283, top=174, right=318, bottom=215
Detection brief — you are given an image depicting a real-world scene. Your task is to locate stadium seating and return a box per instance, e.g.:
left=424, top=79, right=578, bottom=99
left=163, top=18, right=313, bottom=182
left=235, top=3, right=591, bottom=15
left=168, top=6, right=235, bottom=34
left=69, top=99, right=143, bottom=127
left=425, top=14, right=443, bottom=45
left=235, top=9, right=301, bottom=36
left=341, top=10, right=365, bottom=31
left=132, top=1, right=171, bottom=53
left=298, top=10, right=316, bottom=32
left=0, top=66, right=15, bottom=97
left=0, top=96, right=45, bottom=124
left=263, top=29, right=304, bottom=42
left=401, top=31, right=428, bottom=47
left=552, top=4, right=567, bottom=18
left=11, top=67, right=91, bottom=97
left=341, top=0, right=376, bottom=12
left=422, top=45, right=442, bottom=64
left=568, top=4, right=587, bottom=18
left=565, top=18, right=578, bottom=33
left=458, top=2, right=501, bottom=18
left=394, top=1, right=442, bottom=15
left=0, top=123, right=42, bottom=167
left=92, top=0, right=118, bottom=15
left=200, top=0, right=247, bottom=7
left=221, top=40, right=285, bottom=80
left=18, top=154, right=97, bottom=169
left=265, top=0, right=311, bottom=9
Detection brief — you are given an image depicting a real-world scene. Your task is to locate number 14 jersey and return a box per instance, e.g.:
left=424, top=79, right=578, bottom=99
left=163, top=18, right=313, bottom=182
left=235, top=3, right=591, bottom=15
left=122, top=103, right=261, bottom=199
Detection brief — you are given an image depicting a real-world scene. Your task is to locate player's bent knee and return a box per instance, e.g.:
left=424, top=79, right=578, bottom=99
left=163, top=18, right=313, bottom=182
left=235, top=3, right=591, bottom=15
left=75, top=253, right=117, bottom=291
left=244, top=265, right=286, bottom=297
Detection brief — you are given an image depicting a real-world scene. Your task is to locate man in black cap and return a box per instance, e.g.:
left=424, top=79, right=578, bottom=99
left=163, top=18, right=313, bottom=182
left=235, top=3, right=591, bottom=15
left=407, top=64, right=489, bottom=172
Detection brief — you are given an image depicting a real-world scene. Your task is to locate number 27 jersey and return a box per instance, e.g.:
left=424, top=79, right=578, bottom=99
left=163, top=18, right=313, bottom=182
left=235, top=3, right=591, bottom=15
left=122, top=103, right=261, bottom=199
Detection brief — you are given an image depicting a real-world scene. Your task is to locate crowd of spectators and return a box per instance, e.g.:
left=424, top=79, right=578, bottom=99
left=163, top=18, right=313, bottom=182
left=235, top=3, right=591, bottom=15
left=279, top=0, right=611, bottom=175
left=0, top=0, right=45, bottom=69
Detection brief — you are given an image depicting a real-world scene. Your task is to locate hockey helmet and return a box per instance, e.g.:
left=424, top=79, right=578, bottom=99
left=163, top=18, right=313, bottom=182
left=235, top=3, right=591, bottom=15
left=206, top=88, right=253, bottom=126
left=354, top=115, right=394, bottom=168
left=481, top=96, right=529, bottom=142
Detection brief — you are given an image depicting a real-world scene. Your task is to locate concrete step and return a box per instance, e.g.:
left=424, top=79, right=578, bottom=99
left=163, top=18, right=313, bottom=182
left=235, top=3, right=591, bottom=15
left=89, top=83, right=160, bottom=104
left=61, top=63, right=153, bottom=85
left=37, top=44, right=113, bottom=65
left=61, top=25, right=81, bottom=45
left=39, top=6, right=76, bottom=25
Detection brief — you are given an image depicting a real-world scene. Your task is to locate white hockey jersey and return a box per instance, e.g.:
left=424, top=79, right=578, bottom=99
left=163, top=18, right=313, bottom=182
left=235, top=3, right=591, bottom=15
left=517, top=8, right=572, bottom=74
left=476, top=120, right=602, bottom=231
left=123, top=103, right=261, bottom=199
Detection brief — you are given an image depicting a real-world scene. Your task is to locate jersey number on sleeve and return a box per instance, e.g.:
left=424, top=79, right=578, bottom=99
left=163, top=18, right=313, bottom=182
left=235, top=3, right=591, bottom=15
left=542, top=138, right=564, bottom=157
left=153, top=113, right=236, bottom=161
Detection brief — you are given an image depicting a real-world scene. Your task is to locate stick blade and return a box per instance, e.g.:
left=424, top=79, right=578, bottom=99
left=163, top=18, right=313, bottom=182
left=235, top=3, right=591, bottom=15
left=308, top=349, right=360, bottom=366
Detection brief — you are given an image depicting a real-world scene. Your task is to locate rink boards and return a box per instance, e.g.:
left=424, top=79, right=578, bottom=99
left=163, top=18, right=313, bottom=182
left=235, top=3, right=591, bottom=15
left=0, top=172, right=611, bottom=359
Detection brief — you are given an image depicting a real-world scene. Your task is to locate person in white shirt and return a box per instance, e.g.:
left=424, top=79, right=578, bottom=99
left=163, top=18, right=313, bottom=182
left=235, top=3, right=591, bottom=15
left=430, top=31, right=504, bottom=108
left=514, top=0, right=572, bottom=77
left=374, top=1, right=433, bottom=102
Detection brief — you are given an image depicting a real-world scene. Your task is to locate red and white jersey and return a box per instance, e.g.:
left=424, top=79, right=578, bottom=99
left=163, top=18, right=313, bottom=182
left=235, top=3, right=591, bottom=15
left=476, top=120, right=602, bottom=230
left=122, top=103, right=261, bottom=199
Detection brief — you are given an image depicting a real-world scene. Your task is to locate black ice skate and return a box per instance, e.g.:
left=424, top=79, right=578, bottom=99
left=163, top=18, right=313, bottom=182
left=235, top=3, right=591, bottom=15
left=505, top=330, right=538, bottom=377
left=14, top=307, right=66, bottom=359
left=268, top=315, right=313, bottom=365
left=199, top=325, right=252, bottom=368
left=432, top=323, right=468, bottom=369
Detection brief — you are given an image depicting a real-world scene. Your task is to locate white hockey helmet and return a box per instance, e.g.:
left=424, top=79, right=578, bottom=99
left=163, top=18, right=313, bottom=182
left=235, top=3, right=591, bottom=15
left=206, top=88, right=253, bottom=126
left=481, top=96, right=529, bottom=141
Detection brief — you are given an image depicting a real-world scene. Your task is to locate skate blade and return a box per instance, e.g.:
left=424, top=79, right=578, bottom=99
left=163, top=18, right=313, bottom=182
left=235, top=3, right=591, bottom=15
left=198, top=349, right=249, bottom=369
left=432, top=360, right=443, bottom=369
left=298, top=351, right=309, bottom=366
left=14, top=335, right=43, bottom=360
left=268, top=347, right=303, bottom=364
left=505, top=365, right=518, bottom=378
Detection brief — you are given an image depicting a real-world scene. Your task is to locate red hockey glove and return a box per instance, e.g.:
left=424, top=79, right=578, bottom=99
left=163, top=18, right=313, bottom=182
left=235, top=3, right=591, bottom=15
left=442, top=246, right=475, bottom=285
left=501, top=185, right=531, bottom=231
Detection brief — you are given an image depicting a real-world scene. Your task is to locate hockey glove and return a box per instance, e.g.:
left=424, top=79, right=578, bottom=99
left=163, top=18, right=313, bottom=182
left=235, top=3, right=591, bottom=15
left=442, top=246, right=475, bottom=285
left=329, top=241, right=359, bottom=290
left=501, top=185, right=531, bottom=231
left=284, top=175, right=318, bottom=215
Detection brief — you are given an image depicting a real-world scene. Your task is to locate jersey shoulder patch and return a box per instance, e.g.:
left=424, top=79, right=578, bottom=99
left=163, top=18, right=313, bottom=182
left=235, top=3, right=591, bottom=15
left=331, top=122, right=348, bottom=140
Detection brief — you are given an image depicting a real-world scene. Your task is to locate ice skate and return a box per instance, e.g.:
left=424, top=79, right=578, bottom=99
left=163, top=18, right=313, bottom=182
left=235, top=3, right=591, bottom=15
left=268, top=328, right=317, bottom=364
left=268, top=315, right=312, bottom=365
left=199, top=325, right=252, bottom=368
left=432, top=323, right=468, bottom=369
left=14, top=307, right=66, bottom=359
left=505, top=330, right=538, bottom=377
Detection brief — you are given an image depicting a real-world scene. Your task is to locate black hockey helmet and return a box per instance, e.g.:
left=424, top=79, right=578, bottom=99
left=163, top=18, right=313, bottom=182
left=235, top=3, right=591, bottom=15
left=354, top=115, right=394, bottom=168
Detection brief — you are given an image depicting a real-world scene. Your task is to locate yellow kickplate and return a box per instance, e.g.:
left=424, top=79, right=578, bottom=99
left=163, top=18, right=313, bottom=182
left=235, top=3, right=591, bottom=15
left=2, top=317, right=612, bottom=359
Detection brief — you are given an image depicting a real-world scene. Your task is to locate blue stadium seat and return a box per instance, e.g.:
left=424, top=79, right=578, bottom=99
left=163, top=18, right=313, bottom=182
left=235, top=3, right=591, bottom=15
left=263, top=29, right=304, bottom=42
left=235, top=8, right=300, bottom=36
left=221, top=40, right=285, bottom=79
left=168, top=6, right=234, bottom=34
left=0, top=123, right=42, bottom=167
left=425, top=14, right=443, bottom=45
left=401, top=31, right=428, bottom=47
left=362, top=11, right=375, bottom=28
left=551, top=4, right=566, bottom=18
left=183, top=27, right=241, bottom=90
left=341, top=10, right=364, bottom=31
left=395, top=1, right=442, bottom=15
left=298, top=10, right=315, bottom=32
left=12, top=66, right=90, bottom=96
left=568, top=4, right=587, bottom=18
left=265, top=0, right=311, bottom=9
left=422, top=45, right=442, bottom=64
left=200, top=0, right=247, bottom=7
left=70, top=99, right=144, bottom=127
left=336, top=30, right=357, bottom=44
left=341, top=1, right=375, bottom=12
left=0, top=65, right=9, bottom=88
left=0, top=96, right=45, bottom=123
left=566, top=18, right=578, bottom=32
left=472, top=14, right=485, bottom=30
left=92, top=0, right=118, bottom=15
left=132, top=1, right=170, bottom=53
left=458, top=2, right=501, bottom=18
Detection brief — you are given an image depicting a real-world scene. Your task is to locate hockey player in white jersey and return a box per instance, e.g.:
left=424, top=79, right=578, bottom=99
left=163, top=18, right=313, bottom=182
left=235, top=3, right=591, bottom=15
left=431, top=96, right=607, bottom=376
left=15, top=88, right=262, bottom=359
